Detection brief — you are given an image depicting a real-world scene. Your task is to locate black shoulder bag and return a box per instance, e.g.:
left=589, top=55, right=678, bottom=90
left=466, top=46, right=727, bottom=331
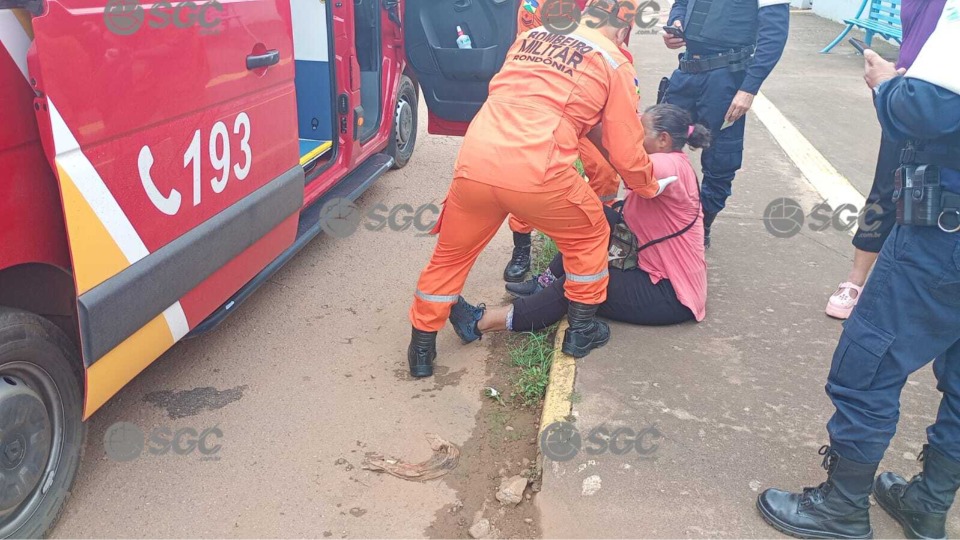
left=607, top=196, right=701, bottom=271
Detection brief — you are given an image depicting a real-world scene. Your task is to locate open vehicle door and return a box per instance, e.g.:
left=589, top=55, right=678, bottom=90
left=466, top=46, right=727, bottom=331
left=27, top=0, right=303, bottom=416
left=404, top=0, right=518, bottom=136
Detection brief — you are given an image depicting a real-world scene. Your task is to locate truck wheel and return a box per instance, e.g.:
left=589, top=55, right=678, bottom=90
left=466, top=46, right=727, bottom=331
left=386, top=74, right=419, bottom=169
left=0, top=308, right=85, bottom=539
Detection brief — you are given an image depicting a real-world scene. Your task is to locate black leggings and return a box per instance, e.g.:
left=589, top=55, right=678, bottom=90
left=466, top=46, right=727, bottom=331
left=853, top=135, right=903, bottom=253
left=511, top=252, right=695, bottom=332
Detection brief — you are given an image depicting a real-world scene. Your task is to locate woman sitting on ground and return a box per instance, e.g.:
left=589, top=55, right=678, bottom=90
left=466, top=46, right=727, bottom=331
left=449, top=104, right=709, bottom=343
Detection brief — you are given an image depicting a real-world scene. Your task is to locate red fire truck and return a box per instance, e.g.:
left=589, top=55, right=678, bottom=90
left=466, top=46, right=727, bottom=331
left=0, top=0, right=518, bottom=535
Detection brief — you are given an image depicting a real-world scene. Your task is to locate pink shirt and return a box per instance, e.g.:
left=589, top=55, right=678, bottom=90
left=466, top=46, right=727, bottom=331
left=622, top=152, right=707, bottom=321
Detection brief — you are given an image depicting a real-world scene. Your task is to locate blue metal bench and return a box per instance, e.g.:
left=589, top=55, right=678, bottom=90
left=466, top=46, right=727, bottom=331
left=821, top=0, right=902, bottom=53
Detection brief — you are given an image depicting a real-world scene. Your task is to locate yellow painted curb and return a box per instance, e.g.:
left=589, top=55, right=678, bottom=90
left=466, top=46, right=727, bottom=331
left=538, top=319, right=576, bottom=437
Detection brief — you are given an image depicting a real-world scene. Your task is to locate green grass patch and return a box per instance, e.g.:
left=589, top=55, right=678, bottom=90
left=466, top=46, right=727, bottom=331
left=503, top=159, right=583, bottom=406
left=574, top=158, right=585, bottom=177
left=508, top=328, right=557, bottom=406
left=505, top=232, right=561, bottom=406
left=532, top=234, right=558, bottom=275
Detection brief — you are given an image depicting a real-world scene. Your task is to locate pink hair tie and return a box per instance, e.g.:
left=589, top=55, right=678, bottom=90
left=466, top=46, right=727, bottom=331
left=687, top=125, right=695, bottom=137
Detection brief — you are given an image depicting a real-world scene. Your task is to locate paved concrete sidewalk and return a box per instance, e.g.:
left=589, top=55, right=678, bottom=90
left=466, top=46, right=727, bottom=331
left=537, top=12, right=955, bottom=539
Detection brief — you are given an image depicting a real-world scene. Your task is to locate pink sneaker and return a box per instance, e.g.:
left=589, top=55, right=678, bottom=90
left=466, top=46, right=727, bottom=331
left=826, top=282, right=864, bottom=320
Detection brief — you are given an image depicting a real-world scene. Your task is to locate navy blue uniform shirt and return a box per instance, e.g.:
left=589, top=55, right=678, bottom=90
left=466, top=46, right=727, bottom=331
left=875, top=77, right=960, bottom=193
left=668, top=0, right=790, bottom=95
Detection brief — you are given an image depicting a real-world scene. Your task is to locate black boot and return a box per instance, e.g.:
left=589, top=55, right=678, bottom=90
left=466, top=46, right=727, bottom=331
left=407, top=327, right=437, bottom=378
left=505, top=276, right=544, bottom=298
left=757, top=446, right=877, bottom=539
left=874, top=444, right=960, bottom=539
left=703, top=211, right=717, bottom=249
left=561, top=302, right=610, bottom=358
left=503, top=232, right=532, bottom=283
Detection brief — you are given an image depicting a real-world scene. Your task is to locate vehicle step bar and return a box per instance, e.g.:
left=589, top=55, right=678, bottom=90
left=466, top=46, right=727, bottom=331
left=187, top=153, right=395, bottom=338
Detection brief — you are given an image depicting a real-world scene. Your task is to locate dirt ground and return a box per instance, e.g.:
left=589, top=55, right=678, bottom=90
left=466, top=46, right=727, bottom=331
left=426, top=334, right=545, bottom=539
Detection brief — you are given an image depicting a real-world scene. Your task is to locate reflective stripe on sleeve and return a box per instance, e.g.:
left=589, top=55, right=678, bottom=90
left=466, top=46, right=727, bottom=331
left=415, top=290, right=460, bottom=303
left=566, top=269, right=609, bottom=283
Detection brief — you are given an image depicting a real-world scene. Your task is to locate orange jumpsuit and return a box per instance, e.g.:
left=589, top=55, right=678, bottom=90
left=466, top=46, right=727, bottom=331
left=510, top=0, right=625, bottom=235
left=409, top=25, right=657, bottom=332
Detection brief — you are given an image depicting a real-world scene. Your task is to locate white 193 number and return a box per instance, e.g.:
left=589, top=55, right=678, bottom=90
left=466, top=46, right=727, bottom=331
left=139, top=113, right=252, bottom=216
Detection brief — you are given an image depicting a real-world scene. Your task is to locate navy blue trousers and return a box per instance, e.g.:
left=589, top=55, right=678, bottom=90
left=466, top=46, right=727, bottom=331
left=826, top=224, right=960, bottom=464
left=663, top=66, right=747, bottom=216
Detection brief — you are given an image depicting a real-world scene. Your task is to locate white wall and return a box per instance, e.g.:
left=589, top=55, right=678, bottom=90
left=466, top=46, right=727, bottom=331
left=812, top=0, right=864, bottom=23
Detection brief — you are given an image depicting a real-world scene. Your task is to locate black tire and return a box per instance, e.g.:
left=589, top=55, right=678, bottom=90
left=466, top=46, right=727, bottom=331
left=386, top=74, right=419, bottom=169
left=0, top=308, right=85, bottom=539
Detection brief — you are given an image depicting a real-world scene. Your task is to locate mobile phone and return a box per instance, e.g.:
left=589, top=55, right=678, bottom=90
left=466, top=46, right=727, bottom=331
left=662, top=26, right=685, bottom=39
left=848, top=37, right=869, bottom=54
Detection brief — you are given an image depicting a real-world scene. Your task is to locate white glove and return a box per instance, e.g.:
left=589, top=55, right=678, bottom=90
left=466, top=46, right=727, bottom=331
left=654, top=176, right=679, bottom=196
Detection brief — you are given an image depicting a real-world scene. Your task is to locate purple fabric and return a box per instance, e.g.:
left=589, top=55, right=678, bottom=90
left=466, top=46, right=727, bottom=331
left=896, top=0, right=946, bottom=69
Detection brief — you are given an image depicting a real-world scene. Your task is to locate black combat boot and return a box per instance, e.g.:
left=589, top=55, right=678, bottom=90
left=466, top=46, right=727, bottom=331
left=407, top=327, right=437, bottom=378
left=505, top=276, right=543, bottom=298
left=703, top=211, right=717, bottom=249
left=757, top=446, right=877, bottom=539
left=503, top=232, right=532, bottom=282
left=874, top=444, right=960, bottom=539
left=561, top=302, right=610, bottom=358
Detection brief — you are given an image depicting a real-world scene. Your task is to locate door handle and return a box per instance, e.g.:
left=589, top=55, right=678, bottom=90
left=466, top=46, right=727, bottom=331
left=246, top=50, right=280, bottom=70
left=453, top=0, right=471, bottom=12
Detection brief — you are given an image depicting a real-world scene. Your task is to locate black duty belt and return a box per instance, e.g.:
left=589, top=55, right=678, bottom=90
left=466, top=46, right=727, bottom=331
left=901, top=147, right=960, bottom=171
left=679, top=46, right=756, bottom=74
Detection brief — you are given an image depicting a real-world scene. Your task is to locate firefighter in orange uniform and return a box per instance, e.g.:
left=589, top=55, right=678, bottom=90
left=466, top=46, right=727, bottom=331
left=504, top=0, right=632, bottom=283
left=407, top=0, right=656, bottom=377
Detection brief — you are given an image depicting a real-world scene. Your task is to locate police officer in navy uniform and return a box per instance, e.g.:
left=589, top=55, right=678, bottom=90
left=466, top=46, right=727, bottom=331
left=662, top=0, right=790, bottom=247
left=757, top=1, right=960, bottom=537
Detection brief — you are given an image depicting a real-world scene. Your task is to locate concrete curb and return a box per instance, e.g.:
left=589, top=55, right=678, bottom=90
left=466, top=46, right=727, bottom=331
left=538, top=320, right=576, bottom=438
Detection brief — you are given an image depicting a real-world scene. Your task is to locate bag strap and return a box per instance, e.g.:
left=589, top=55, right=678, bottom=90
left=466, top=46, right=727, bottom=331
left=636, top=211, right=699, bottom=253
left=635, top=175, right=703, bottom=254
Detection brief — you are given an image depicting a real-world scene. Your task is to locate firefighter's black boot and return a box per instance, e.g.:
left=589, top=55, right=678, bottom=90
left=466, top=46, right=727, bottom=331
left=407, top=327, right=436, bottom=378
left=703, top=211, right=718, bottom=249
left=874, top=444, right=960, bottom=539
left=505, top=276, right=543, bottom=298
left=757, top=446, right=877, bottom=539
left=503, top=232, right=532, bottom=283
left=561, top=302, right=610, bottom=358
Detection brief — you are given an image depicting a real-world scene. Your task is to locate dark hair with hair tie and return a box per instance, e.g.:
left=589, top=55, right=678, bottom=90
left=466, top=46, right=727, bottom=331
left=644, top=103, right=712, bottom=151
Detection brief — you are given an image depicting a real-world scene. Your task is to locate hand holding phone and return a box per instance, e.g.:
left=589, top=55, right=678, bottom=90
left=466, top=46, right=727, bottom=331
left=862, top=48, right=906, bottom=90
left=662, top=25, right=685, bottom=38
left=848, top=38, right=868, bottom=55
left=662, top=22, right=686, bottom=50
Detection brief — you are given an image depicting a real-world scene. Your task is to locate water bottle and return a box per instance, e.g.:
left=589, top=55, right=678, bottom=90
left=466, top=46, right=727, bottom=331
left=456, top=25, right=473, bottom=49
